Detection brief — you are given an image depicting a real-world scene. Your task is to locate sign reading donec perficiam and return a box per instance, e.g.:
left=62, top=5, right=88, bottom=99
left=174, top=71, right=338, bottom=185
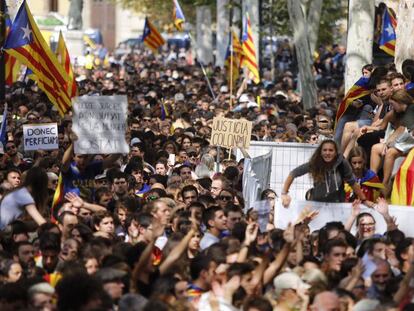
left=23, top=123, right=59, bottom=151
left=72, top=95, right=129, bottom=154
left=211, top=117, right=252, bottom=149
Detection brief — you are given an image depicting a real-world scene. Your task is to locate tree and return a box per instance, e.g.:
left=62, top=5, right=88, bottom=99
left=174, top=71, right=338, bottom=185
left=112, top=0, right=216, bottom=29
left=287, top=0, right=318, bottom=110
left=395, top=0, right=414, bottom=72
left=261, top=0, right=346, bottom=48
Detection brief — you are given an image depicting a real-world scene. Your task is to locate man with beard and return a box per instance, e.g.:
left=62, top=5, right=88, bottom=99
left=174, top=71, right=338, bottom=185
left=2, top=141, right=31, bottom=171
left=367, top=258, right=394, bottom=301
left=13, top=241, right=37, bottom=278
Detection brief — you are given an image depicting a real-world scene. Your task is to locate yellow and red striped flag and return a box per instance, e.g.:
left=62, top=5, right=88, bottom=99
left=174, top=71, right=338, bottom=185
left=225, top=31, right=243, bottom=86
left=241, top=13, right=260, bottom=84
left=391, top=148, right=414, bottom=206
left=56, top=31, right=78, bottom=98
left=3, top=0, right=21, bottom=86
left=173, top=0, right=185, bottom=32
left=3, top=1, right=72, bottom=116
left=50, top=173, right=64, bottom=222
left=142, top=17, right=166, bottom=53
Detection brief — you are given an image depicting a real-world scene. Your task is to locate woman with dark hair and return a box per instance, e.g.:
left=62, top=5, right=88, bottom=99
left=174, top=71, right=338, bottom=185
left=281, top=140, right=372, bottom=207
left=0, top=167, right=48, bottom=229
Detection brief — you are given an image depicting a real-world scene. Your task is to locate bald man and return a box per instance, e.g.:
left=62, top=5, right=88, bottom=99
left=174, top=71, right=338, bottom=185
left=311, top=291, right=340, bottom=311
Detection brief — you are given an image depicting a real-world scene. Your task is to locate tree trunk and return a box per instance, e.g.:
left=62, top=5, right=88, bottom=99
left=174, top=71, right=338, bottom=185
left=216, top=0, right=229, bottom=67
left=287, top=0, right=318, bottom=110
left=395, top=0, right=414, bottom=72
left=344, top=0, right=375, bottom=92
left=307, top=0, right=324, bottom=56
left=196, top=6, right=213, bottom=65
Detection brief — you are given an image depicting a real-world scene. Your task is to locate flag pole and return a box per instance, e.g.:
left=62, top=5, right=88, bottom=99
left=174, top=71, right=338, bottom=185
left=0, top=0, right=6, bottom=103
left=229, top=0, right=234, bottom=108
left=229, top=30, right=234, bottom=109
left=187, top=33, right=216, bottom=101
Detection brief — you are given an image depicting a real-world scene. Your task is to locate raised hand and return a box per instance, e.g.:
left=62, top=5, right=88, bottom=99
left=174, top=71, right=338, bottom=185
left=281, top=193, right=292, bottom=208
left=351, top=199, right=361, bottom=217
left=64, top=192, right=84, bottom=209
left=283, top=222, right=295, bottom=244
left=374, top=197, right=389, bottom=216
left=244, top=223, right=259, bottom=246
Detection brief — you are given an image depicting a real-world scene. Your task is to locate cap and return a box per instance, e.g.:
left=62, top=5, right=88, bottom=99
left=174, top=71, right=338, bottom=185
left=220, top=85, right=229, bottom=93
left=275, top=90, right=288, bottom=98
left=186, top=147, right=197, bottom=154
left=130, top=137, right=142, bottom=146
left=239, top=94, right=250, bottom=103
left=174, top=93, right=185, bottom=102
left=95, top=268, right=127, bottom=283
left=273, top=272, right=310, bottom=296
left=95, top=173, right=107, bottom=181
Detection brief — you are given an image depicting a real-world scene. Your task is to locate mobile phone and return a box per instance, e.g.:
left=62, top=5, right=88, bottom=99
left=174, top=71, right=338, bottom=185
left=168, top=154, right=176, bottom=166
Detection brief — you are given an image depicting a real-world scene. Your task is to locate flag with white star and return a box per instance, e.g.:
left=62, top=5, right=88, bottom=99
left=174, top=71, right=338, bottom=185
left=379, top=7, right=396, bottom=57
left=3, top=0, right=72, bottom=115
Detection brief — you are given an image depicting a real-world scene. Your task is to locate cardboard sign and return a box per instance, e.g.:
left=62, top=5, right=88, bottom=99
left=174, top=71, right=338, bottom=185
left=23, top=123, right=58, bottom=151
left=211, top=117, right=252, bottom=149
left=72, top=95, right=129, bottom=154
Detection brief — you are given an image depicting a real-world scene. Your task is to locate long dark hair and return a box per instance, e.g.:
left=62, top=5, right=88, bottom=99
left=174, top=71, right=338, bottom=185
left=23, top=167, right=49, bottom=215
left=309, top=139, right=339, bottom=182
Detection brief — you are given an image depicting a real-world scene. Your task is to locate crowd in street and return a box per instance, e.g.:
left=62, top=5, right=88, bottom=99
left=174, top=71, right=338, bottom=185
left=1, top=41, right=414, bottom=311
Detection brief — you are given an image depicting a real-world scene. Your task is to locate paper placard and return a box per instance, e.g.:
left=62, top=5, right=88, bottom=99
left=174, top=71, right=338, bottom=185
left=211, top=117, right=252, bottom=149
left=23, top=123, right=58, bottom=151
left=72, top=95, right=129, bottom=154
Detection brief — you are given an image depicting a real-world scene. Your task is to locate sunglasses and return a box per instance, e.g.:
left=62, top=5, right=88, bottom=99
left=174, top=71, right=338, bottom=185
left=188, top=152, right=197, bottom=158
left=219, top=195, right=233, bottom=201
left=6, top=145, right=16, bottom=151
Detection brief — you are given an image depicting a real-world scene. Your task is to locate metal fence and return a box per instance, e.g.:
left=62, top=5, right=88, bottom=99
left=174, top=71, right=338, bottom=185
left=236, top=141, right=318, bottom=200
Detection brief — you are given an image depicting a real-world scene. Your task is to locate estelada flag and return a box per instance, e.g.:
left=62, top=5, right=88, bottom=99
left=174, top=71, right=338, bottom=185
left=3, top=1, right=72, bottom=116
left=379, top=7, right=396, bottom=57
left=241, top=13, right=260, bottom=84
left=334, top=77, right=371, bottom=130
left=391, top=148, right=414, bottom=206
left=225, top=31, right=243, bottom=86
left=173, top=0, right=185, bottom=32
left=3, top=0, right=21, bottom=86
left=56, top=31, right=78, bottom=98
left=142, top=17, right=166, bottom=53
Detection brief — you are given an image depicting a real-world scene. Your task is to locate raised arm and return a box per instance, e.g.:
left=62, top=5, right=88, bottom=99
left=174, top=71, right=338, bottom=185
left=263, top=223, right=294, bottom=285
left=159, top=227, right=196, bottom=275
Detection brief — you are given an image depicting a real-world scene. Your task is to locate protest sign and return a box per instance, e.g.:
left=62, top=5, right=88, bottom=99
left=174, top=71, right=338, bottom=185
left=72, top=96, right=129, bottom=154
left=275, top=200, right=414, bottom=237
left=211, top=117, right=252, bottom=149
left=23, top=123, right=58, bottom=151
left=253, top=200, right=271, bottom=232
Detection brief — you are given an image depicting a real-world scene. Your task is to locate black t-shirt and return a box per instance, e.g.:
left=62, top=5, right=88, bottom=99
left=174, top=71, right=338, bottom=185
left=135, top=268, right=160, bottom=298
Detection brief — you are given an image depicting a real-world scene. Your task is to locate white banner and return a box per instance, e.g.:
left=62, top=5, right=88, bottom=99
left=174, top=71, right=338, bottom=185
left=23, top=123, right=58, bottom=151
left=275, top=200, right=414, bottom=237
left=72, top=96, right=129, bottom=154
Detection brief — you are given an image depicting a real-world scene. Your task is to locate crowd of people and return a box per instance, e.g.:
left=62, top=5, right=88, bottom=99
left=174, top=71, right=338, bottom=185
left=0, top=39, right=414, bottom=311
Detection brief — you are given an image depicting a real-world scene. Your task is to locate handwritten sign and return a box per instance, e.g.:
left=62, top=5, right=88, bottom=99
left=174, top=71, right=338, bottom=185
left=72, top=96, right=129, bottom=154
left=211, top=117, right=252, bottom=149
left=23, top=123, right=58, bottom=151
